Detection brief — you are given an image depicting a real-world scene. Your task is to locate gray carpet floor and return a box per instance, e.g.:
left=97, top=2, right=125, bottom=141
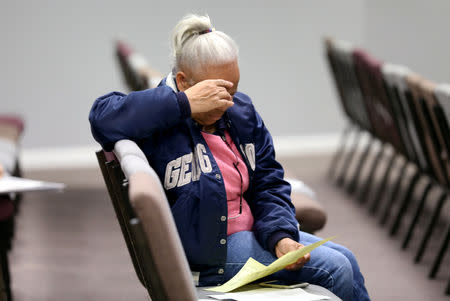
left=7, top=153, right=450, bottom=300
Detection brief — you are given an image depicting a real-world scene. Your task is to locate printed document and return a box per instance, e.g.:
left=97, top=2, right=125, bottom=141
left=205, top=236, right=335, bottom=293
left=0, top=176, right=65, bottom=194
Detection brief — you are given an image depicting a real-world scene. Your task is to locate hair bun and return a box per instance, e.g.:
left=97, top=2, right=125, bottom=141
left=172, top=14, right=212, bottom=56
left=171, top=14, right=238, bottom=72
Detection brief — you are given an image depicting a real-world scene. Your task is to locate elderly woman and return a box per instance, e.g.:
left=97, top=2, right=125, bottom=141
left=89, top=14, right=370, bottom=301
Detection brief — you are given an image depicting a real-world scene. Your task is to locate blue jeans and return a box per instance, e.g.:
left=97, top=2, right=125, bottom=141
left=216, top=231, right=370, bottom=301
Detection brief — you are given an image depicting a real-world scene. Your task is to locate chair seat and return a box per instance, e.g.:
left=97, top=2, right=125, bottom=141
left=291, top=193, right=327, bottom=234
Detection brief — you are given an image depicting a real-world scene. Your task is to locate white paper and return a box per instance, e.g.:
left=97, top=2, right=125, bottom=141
left=209, top=287, right=329, bottom=301
left=0, top=176, right=65, bottom=193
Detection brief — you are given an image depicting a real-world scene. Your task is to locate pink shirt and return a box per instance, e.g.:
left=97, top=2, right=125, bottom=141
left=201, top=131, right=254, bottom=236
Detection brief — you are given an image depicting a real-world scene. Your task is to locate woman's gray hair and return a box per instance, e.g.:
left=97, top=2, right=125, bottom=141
left=172, top=14, right=239, bottom=73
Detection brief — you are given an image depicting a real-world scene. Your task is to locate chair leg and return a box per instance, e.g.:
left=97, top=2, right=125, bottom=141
left=0, top=249, right=10, bottom=301
left=346, top=135, right=374, bottom=195
left=379, top=159, right=408, bottom=225
left=446, top=278, right=450, bottom=295
left=357, top=142, right=384, bottom=204
left=327, top=123, right=354, bottom=181
left=415, top=191, right=448, bottom=263
left=429, top=220, right=450, bottom=278
left=336, top=129, right=363, bottom=187
left=369, top=151, right=397, bottom=215
left=389, top=171, right=422, bottom=236
left=402, top=181, right=433, bottom=249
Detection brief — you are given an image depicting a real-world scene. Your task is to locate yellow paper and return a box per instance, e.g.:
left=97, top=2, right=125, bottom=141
left=205, top=236, right=336, bottom=293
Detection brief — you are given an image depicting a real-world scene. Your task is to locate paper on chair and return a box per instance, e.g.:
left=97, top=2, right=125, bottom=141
left=0, top=176, right=66, bottom=194
left=205, top=236, right=336, bottom=293
left=209, top=287, right=330, bottom=301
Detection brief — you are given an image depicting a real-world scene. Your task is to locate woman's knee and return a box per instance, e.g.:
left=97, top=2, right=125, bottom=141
left=328, top=242, right=361, bottom=272
left=327, top=251, right=354, bottom=284
left=306, top=249, right=354, bottom=300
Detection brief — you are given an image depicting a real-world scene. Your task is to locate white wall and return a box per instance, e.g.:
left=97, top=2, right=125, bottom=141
left=0, top=0, right=365, bottom=150
left=365, top=0, right=450, bottom=83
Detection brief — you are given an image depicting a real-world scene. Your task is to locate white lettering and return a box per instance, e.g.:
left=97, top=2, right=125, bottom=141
left=163, top=143, right=213, bottom=190
left=191, top=149, right=201, bottom=181
left=196, top=143, right=212, bottom=173
left=177, top=153, right=192, bottom=187
left=164, top=157, right=181, bottom=189
left=245, top=144, right=256, bottom=171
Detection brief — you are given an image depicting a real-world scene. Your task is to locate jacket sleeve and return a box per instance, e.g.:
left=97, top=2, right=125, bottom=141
left=249, top=108, right=300, bottom=253
left=89, top=86, right=191, bottom=151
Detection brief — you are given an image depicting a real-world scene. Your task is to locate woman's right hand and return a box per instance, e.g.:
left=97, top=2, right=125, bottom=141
left=184, top=79, right=234, bottom=126
left=275, top=238, right=311, bottom=271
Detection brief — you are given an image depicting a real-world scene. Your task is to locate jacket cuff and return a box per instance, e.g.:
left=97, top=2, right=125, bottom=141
left=176, top=91, right=191, bottom=119
left=267, top=231, right=296, bottom=255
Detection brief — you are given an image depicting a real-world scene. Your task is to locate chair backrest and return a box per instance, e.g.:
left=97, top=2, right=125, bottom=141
left=0, top=115, right=24, bottom=175
left=96, top=140, right=197, bottom=301
left=419, top=79, right=450, bottom=185
left=324, top=38, right=371, bottom=132
left=353, top=49, right=405, bottom=153
left=115, top=40, right=163, bottom=92
left=406, top=75, right=447, bottom=185
left=434, top=84, right=450, bottom=184
left=381, top=64, right=418, bottom=162
left=116, top=40, right=149, bottom=92
left=324, top=38, right=353, bottom=123
left=382, top=64, right=428, bottom=169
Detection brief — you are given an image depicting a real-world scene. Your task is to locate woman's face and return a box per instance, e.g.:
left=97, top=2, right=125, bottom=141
left=178, top=60, right=240, bottom=126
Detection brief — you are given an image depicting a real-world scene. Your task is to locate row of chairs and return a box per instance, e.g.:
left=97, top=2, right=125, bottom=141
left=324, top=38, right=450, bottom=295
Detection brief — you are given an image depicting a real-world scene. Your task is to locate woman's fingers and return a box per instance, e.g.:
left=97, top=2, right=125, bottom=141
left=217, top=99, right=234, bottom=108
left=210, top=79, right=233, bottom=89
left=217, top=90, right=232, bottom=101
left=186, top=79, right=234, bottom=116
left=284, top=254, right=310, bottom=270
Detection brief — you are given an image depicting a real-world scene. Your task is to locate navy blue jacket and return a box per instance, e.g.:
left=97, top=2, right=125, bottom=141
left=89, top=78, right=300, bottom=283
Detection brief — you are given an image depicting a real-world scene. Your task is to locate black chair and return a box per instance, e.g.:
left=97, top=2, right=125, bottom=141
left=116, top=40, right=149, bottom=92
left=96, top=148, right=197, bottom=301
left=353, top=49, right=418, bottom=227
left=324, top=38, right=375, bottom=193
left=429, top=84, right=450, bottom=295
left=382, top=65, right=438, bottom=248
left=115, top=40, right=163, bottom=92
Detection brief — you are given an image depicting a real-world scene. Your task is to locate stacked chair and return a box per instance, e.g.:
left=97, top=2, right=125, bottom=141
left=325, top=37, right=450, bottom=295
left=0, top=115, right=24, bottom=301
